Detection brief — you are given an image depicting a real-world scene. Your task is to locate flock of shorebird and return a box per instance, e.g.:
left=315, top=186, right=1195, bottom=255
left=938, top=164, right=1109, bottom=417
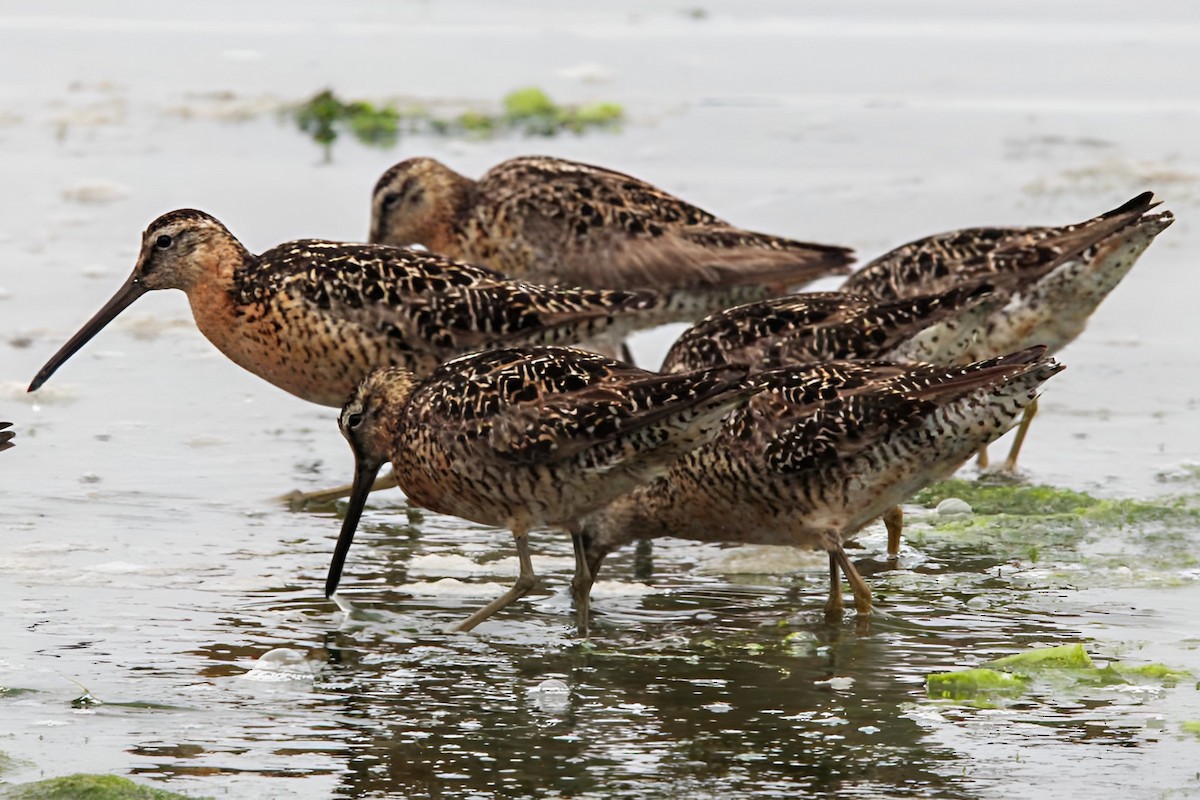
left=19, top=155, right=1173, bottom=634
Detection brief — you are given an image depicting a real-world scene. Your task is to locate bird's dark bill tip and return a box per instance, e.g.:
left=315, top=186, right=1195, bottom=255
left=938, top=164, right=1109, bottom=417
left=28, top=371, right=50, bottom=393
left=25, top=277, right=148, bottom=394
left=324, top=460, right=381, bottom=600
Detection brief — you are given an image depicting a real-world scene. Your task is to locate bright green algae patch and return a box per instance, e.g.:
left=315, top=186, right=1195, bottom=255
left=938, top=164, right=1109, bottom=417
left=988, top=643, right=1094, bottom=674
left=913, top=478, right=1200, bottom=523
left=907, top=479, right=1200, bottom=573
left=294, top=90, right=401, bottom=156
left=290, top=86, right=624, bottom=158
left=1102, top=662, right=1191, bottom=686
left=927, top=643, right=1192, bottom=704
left=501, top=87, right=624, bottom=135
left=1, top=774, right=210, bottom=800
left=1182, top=721, right=1200, bottom=738
left=926, top=668, right=1028, bottom=701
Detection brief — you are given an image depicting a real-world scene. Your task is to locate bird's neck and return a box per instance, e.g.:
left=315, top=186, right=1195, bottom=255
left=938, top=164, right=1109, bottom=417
left=182, top=244, right=260, bottom=363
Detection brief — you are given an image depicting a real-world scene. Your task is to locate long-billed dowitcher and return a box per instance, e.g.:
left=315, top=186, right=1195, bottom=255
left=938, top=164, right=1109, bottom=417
left=659, top=280, right=1002, bottom=556
left=572, top=348, right=1064, bottom=627
left=27, top=209, right=701, bottom=407
left=328, top=346, right=752, bottom=633
left=0, top=422, right=13, bottom=453
left=841, top=192, right=1172, bottom=471
left=368, top=156, right=855, bottom=316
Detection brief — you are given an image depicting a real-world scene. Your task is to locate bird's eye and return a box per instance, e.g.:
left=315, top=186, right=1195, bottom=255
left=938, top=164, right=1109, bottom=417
left=155, top=234, right=173, bottom=249
left=346, top=412, right=364, bottom=429
left=381, top=193, right=400, bottom=210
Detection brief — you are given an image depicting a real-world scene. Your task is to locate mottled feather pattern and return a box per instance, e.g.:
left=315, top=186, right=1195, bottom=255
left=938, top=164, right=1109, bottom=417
left=961, top=210, right=1176, bottom=359
left=30, top=207, right=714, bottom=410
left=743, top=349, right=1055, bottom=475
left=332, top=346, right=753, bottom=632
left=842, top=192, right=1163, bottom=301
left=481, top=157, right=726, bottom=230
left=370, top=156, right=854, bottom=308
left=350, top=346, right=752, bottom=529
left=241, top=240, right=652, bottom=329
left=401, top=348, right=748, bottom=467
left=579, top=347, right=1062, bottom=557
left=469, top=158, right=855, bottom=290
left=228, top=240, right=680, bottom=376
left=661, top=282, right=996, bottom=373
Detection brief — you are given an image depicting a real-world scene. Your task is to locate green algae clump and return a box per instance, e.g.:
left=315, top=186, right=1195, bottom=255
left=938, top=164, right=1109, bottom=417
left=928, top=643, right=1193, bottom=706
left=926, top=668, right=1028, bottom=702
left=503, top=87, right=558, bottom=119
left=291, top=87, right=624, bottom=157
left=1182, top=721, right=1200, bottom=738
left=914, top=478, right=1199, bottom=527
left=1101, top=662, right=1191, bottom=687
left=914, top=479, right=1100, bottom=516
left=908, top=479, right=1200, bottom=572
left=502, top=87, right=624, bottom=136
left=293, top=89, right=400, bottom=161
left=2, top=774, right=209, bottom=800
left=988, top=643, right=1094, bottom=675
left=575, top=102, right=624, bottom=125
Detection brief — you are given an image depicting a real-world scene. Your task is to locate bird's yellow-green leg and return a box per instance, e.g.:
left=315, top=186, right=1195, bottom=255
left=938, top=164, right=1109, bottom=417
left=833, top=546, right=873, bottom=615
left=455, top=522, right=537, bottom=633
left=976, top=445, right=990, bottom=470
left=281, top=470, right=399, bottom=510
left=883, top=505, right=903, bottom=558
left=1003, top=396, right=1039, bottom=473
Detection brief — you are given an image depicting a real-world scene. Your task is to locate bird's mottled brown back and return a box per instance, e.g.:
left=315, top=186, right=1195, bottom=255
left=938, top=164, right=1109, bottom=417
left=225, top=241, right=674, bottom=405
left=842, top=192, right=1159, bottom=301
left=371, top=156, right=854, bottom=304
left=387, top=346, right=750, bottom=528
left=660, top=282, right=996, bottom=373
left=467, top=156, right=854, bottom=291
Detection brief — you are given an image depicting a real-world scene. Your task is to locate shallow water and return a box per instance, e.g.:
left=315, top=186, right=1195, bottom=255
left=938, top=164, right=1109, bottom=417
left=3, top=2, right=1200, bottom=798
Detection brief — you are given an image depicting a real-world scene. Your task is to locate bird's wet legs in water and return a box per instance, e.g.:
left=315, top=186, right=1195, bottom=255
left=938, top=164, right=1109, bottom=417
left=569, top=527, right=595, bottom=637
left=883, top=506, right=903, bottom=558
left=453, top=521, right=539, bottom=633
left=825, top=544, right=873, bottom=621
left=824, top=551, right=844, bottom=618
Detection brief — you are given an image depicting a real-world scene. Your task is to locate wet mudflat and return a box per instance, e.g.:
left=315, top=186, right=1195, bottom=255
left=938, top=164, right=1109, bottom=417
left=2, top=2, right=1200, bottom=798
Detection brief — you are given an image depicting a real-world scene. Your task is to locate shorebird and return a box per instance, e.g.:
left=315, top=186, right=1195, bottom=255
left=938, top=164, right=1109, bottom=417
left=368, top=156, right=855, bottom=318
left=328, top=346, right=751, bottom=633
left=659, top=281, right=999, bottom=375
left=841, top=192, right=1173, bottom=470
left=659, top=280, right=1002, bottom=556
left=0, top=422, right=13, bottom=453
left=28, top=209, right=709, bottom=407
left=572, top=348, right=1064, bottom=629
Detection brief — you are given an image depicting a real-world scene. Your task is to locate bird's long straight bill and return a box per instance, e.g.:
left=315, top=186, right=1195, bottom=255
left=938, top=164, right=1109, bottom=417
left=28, top=278, right=147, bottom=392
left=325, top=458, right=383, bottom=598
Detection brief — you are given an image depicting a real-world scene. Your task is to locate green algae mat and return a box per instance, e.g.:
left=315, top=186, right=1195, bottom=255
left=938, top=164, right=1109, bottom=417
left=1, top=775, right=209, bottom=800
